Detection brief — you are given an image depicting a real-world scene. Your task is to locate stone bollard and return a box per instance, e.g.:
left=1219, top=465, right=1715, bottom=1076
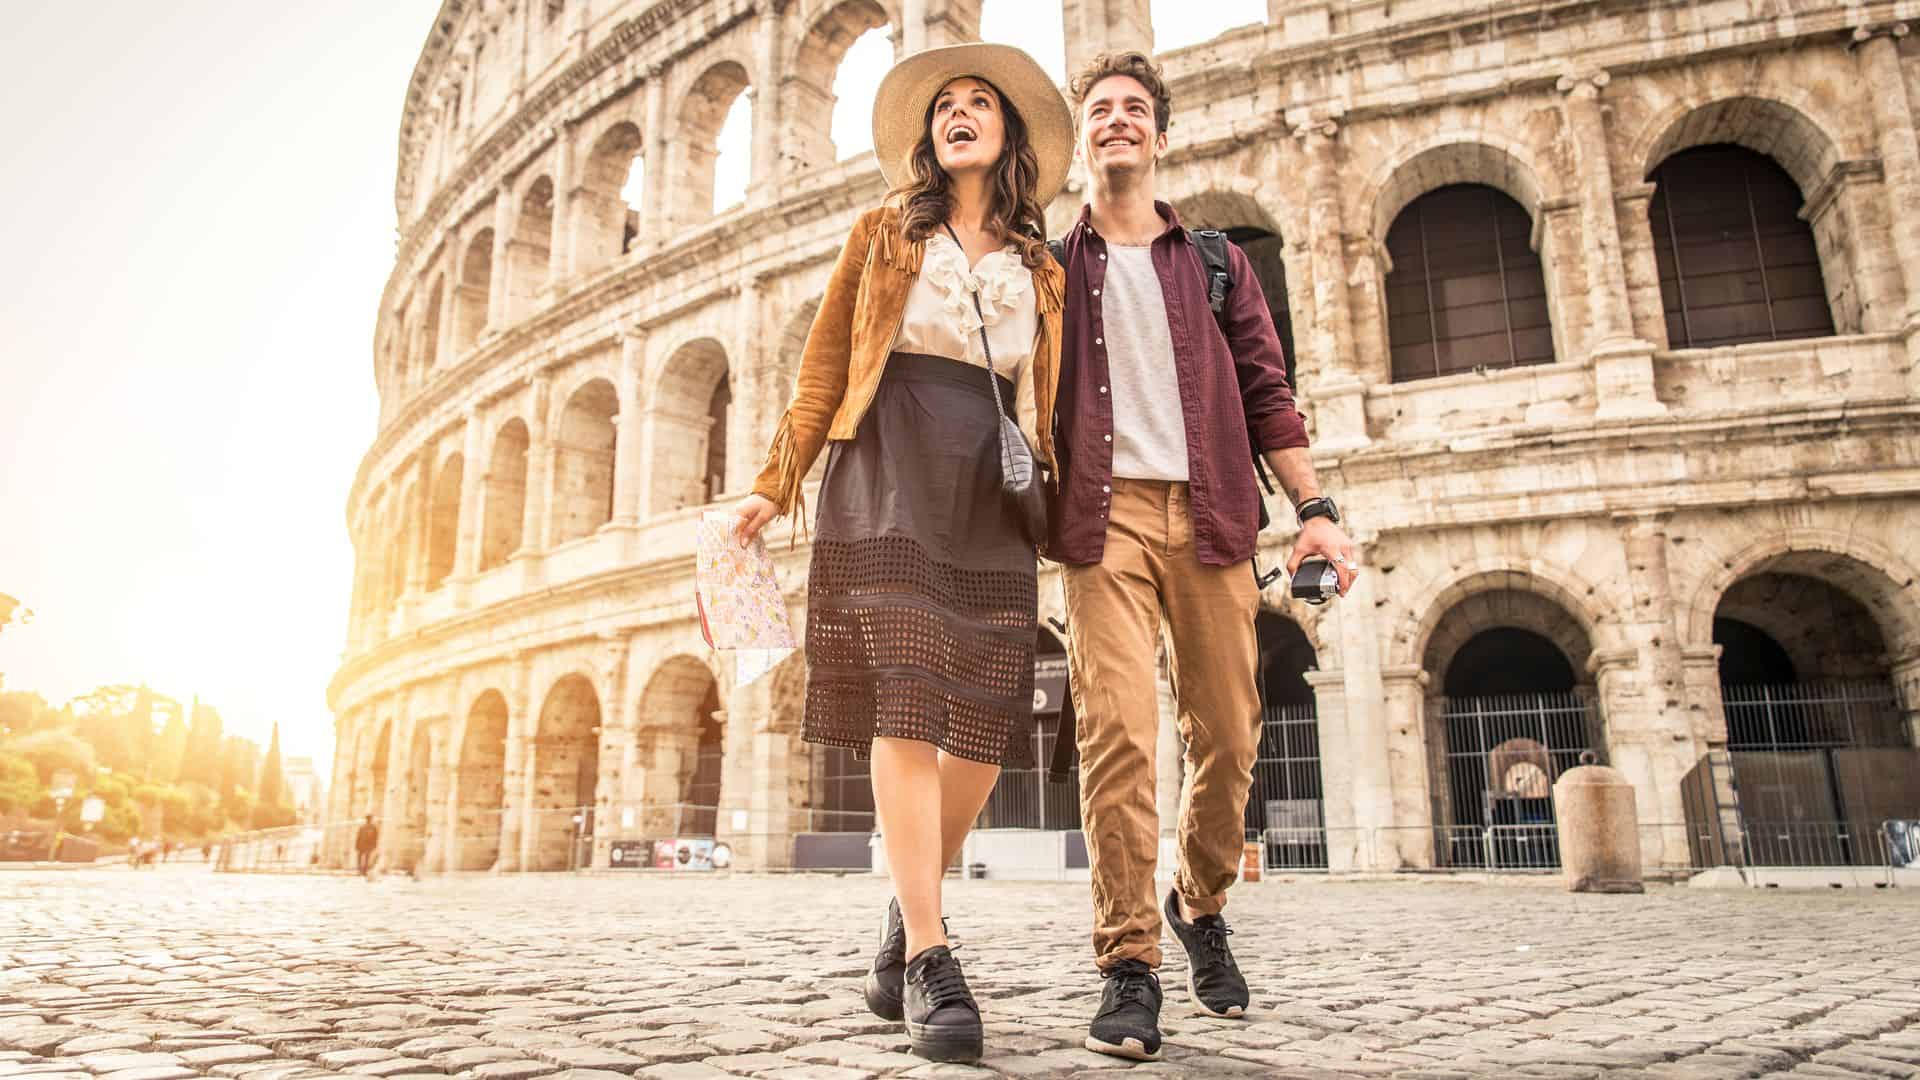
left=1552, top=751, right=1645, bottom=894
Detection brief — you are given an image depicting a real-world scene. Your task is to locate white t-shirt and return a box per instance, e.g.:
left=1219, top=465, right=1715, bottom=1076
left=1102, top=244, right=1189, bottom=481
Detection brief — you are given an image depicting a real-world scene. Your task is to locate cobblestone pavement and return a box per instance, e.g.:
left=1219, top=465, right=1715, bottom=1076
left=3, top=866, right=1919, bottom=1079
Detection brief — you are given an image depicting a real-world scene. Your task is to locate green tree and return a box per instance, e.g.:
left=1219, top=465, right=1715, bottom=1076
left=216, top=735, right=260, bottom=803
left=0, top=691, right=61, bottom=739
left=179, top=701, right=224, bottom=787
left=69, top=684, right=150, bottom=776
left=152, top=704, right=188, bottom=783
left=3, top=729, right=96, bottom=784
left=0, top=752, right=38, bottom=814
left=254, top=723, right=289, bottom=828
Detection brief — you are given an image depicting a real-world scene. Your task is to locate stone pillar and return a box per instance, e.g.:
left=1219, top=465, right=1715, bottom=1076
left=749, top=7, right=784, bottom=195
left=1893, top=654, right=1920, bottom=748
left=1614, top=183, right=1668, bottom=348
left=1302, top=669, right=1361, bottom=871
left=727, top=279, right=761, bottom=497
left=1558, top=69, right=1664, bottom=420
left=1853, top=24, right=1920, bottom=394
left=403, top=454, right=434, bottom=601
left=488, top=189, right=514, bottom=331
left=377, top=706, right=409, bottom=870
left=435, top=229, right=462, bottom=366
left=589, top=635, right=630, bottom=869
left=1297, top=118, right=1368, bottom=450
left=919, top=0, right=984, bottom=51
left=1682, top=645, right=1728, bottom=748
left=611, top=330, right=647, bottom=526
left=1329, top=550, right=1395, bottom=869
left=640, top=74, right=669, bottom=242
left=548, top=123, right=576, bottom=284
left=1379, top=666, right=1435, bottom=868
left=1061, top=0, right=1152, bottom=80
left=421, top=726, right=453, bottom=872
left=518, top=373, right=554, bottom=561
left=1274, top=0, right=1331, bottom=40
left=454, top=409, right=485, bottom=582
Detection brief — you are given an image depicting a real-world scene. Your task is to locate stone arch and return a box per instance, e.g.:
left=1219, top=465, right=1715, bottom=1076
left=530, top=672, right=601, bottom=871
left=1683, top=533, right=1920, bottom=669
left=1366, top=137, right=1551, bottom=248
left=425, top=452, right=463, bottom=589
left=507, top=174, right=554, bottom=321
left=1392, top=562, right=1614, bottom=674
left=550, top=377, right=618, bottom=544
left=648, top=338, right=731, bottom=513
left=670, top=61, right=752, bottom=225
left=480, top=418, right=528, bottom=571
left=453, top=228, right=493, bottom=354
left=453, top=689, right=509, bottom=870
left=634, top=654, right=724, bottom=837
left=574, top=120, right=645, bottom=276
left=1635, top=95, right=1842, bottom=200
left=785, top=0, right=895, bottom=172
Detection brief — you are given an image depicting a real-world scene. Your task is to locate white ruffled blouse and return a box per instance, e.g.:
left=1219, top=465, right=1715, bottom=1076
left=892, top=232, right=1040, bottom=448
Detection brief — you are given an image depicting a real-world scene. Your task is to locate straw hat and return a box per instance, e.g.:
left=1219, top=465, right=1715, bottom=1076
left=871, top=43, right=1074, bottom=207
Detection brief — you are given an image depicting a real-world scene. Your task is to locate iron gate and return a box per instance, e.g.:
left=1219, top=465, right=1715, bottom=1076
left=1246, top=703, right=1326, bottom=869
left=1440, top=692, right=1598, bottom=869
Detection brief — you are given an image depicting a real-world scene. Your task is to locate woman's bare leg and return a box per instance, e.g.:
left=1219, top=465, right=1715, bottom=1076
left=871, top=736, right=947, bottom=959
left=937, top=752, right=1002, bottom=870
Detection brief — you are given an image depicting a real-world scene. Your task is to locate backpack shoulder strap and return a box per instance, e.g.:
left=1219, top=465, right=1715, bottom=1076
left=1188, top=228, right=1234, bottom=319
left=1047, top=238, right=1066, bottom=270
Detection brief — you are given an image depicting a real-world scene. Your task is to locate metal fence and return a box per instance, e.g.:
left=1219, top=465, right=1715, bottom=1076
left=1437, top=691, right=1598, bottom=870
left=977, top=719, right=1082, bottom=831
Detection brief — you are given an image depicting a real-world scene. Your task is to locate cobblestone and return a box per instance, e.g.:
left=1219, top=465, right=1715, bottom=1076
left=1, top=868, right=1917, bottom=1077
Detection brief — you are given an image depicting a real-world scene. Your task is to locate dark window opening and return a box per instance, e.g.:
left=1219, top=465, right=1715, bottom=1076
left=1387, top=184, right=1554, bottom=382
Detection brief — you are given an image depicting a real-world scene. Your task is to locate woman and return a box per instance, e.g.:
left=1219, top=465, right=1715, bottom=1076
left=731, top=43, right=1071, bottom=1064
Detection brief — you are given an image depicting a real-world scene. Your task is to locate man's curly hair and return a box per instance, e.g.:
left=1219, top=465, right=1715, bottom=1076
left=1068, top=51, right=1172, bottom=134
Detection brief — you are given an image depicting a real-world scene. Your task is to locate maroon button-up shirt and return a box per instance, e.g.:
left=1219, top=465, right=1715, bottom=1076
left=1045, top=202, right=1311, bottom=567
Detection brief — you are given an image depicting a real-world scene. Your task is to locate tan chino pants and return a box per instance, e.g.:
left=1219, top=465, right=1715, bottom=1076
left=1064, top=479, right=1262, bottom=971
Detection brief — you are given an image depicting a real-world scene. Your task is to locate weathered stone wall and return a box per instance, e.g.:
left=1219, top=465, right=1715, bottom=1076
left=329, top=0, right=1920, bottom=873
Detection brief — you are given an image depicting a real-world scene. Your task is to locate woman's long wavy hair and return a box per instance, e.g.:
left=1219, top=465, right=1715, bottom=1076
left=888, top=78, right=1050, bottom=271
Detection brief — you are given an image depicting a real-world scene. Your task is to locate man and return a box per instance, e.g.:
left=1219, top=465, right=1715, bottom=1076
left=1049, top=52, right=1358, bottom=1061
left=354, top=815, right=379, bottom=879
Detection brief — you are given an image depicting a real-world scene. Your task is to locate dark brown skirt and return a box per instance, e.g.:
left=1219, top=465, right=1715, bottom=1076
left=802, top=352, right=1038, bottom=768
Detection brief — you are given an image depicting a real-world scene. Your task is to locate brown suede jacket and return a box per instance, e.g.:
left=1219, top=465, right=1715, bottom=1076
left=751, top=206, right=1065, bottom=521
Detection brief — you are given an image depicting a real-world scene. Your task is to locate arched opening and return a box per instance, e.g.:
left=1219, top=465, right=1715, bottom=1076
left=1249, top=612, right=1323, bottom=869
left=635, top=657, right=723, bottom=839
left=1649, top=145, right=1835, bottom=349
left=454, top=228, right=493, bottom=354
left=507, top=175, right=554, bottom=321
left=1712, top=566, right=1914, bottom=866
left=1386, top=184, right=1554, bottom=382
left=397, top=723, right=432, bottom=872
left=418, top=276, right=444, bottom=373
left=455, top=690, right=509, bottom=871
left=425, top=453, right=463, bottom=590
left=575, top=121, right=645, bottom=276
left=1173, top=192, right=1298, bottom=389
left=551, top=379, right=618, bottom=544
left=531, top=674, right=601, bottom=871
left=480, top=419, right=528, bottom=571
left=791, top=2, right=892, bottom=172
left=673, top=62, right=752, bottom=224
left=1423, top=588, right=1599, bottom=869
left=650, top=340, right=730, bottom=513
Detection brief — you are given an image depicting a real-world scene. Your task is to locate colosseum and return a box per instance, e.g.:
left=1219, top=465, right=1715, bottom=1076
left=326, top=0, right=1920, bottom=880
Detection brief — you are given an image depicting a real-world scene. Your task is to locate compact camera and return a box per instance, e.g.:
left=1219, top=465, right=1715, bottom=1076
left=1289, top=557, right=1341, bottom=605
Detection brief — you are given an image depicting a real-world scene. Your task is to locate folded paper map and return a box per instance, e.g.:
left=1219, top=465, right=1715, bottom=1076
left=695, top=511, right=797, bottom=685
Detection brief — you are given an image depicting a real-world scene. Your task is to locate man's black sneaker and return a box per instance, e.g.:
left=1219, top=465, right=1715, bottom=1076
left=863, top=897, right=907, bottom=1021
left=903, top=945, right=983, bottom=1063
left=1085, top=958, right=1164, bottom=1061
left=1164, top=887, right=1250, bottom=1018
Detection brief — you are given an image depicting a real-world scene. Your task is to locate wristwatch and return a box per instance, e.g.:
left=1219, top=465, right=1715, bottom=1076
left=1297, top=496, right=1340, bottom=526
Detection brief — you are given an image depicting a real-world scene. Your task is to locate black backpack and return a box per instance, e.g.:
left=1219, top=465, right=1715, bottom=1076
left=1043, top=229, right=1283, bottom=783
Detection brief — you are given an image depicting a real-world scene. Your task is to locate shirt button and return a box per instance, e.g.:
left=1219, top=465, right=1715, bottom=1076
left=1102, top=485, right=1111, bottom=493
left=1103, top=434, right=1112, bottom=443
left=1099, top=386, right=1108, bottom=394
left=1095, top=338, right=1103, bottom=345
left=1092, top=289, right=1100, bottom=296
left=1099, top=253, right=1107, bottom=261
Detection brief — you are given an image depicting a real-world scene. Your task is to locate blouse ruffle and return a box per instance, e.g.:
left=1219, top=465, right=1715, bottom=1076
left=921, top=233, right=1034, bottom=337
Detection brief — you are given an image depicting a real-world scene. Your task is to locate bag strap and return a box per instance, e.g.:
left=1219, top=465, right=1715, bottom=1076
left=942, top=224, right=1010, bottom=418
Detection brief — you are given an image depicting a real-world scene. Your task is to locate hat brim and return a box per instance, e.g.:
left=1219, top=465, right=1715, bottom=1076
left=871, top=43, right=1074, bottom=210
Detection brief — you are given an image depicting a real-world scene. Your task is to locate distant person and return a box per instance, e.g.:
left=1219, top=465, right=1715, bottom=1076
left=354, top=816, right=379, bottom=878
left=201, top=842, right=212, bottom=862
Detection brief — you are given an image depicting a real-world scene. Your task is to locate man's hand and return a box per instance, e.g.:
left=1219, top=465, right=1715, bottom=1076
left=1285, top=518, right=1358, bottom=596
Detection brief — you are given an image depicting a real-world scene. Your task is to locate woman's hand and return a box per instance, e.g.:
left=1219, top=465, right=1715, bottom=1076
left=732, top=493, right=779, bottom=548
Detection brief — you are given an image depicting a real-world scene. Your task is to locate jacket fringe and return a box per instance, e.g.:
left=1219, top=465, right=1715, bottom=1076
left=874, top=212, right=923, bottom=274
left=763, top=413, right=811, bottom=548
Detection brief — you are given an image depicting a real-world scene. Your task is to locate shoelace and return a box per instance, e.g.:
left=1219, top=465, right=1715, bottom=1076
left=1190, top=917, right=1235, bottom=966
left=918, top=950, right=976, bottom=1009
left=1103, top=962, right=1160, bottom=1007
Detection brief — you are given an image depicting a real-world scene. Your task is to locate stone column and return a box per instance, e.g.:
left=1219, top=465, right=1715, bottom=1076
left=1558, top=69, right=1664, bottom=419
left=1061, top=0, right=1152, bottom=79
left=1614, top=183, right=1668, bottom=348
left=589, top=635, right=630, bottom=869
left=377, top=705, right=409, bottom=871
left=1329, top=549, right=1395, bottom=869
left=920, top=0, right=984, bottom=51
left=436, top=228, right=462, bottom=366
left=1297, top=118, right=1369, bottom=449
left=611, top=329, right=647, bottom=526
left=403, top=454, right=434, bottom=602
left=548, top=123, right=576, bottom=284
left=518, top=373, right=554, bottom=563
left=1379, top=666, right=1435, bottom=868
left=454, top=409, right=485, bottom=583
left=749, top=7, right=784, bottom=196
left=422, top=726, right=453, bottom=872
left=727, top=279, right=761, bottom=497
left=1853, top=23, right=1920, bottom=394
left=641, top=73, right=669, bottom=241
left=495, top=660, right=532, bottom=872
left=1302, top=670, right=1361, bottom=870
left=1893, top=654, right=1920, bottom=749
left=488, top=189, right=514, bottom=331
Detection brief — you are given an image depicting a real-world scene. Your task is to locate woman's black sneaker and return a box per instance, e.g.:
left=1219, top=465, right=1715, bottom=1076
left=1085, top=958, right=1164, bottom=1061
left=903, top=945, right=983, bottom=1063
left=863, top=897, right=907, bottom=1021
left=1163, top=887, right=1249, bottom=1018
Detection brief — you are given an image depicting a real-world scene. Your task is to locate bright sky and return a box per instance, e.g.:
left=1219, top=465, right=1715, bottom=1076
left=1, top=1, right=1264, bottom=783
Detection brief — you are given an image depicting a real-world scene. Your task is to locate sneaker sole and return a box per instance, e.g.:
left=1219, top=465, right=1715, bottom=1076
left=1085, top=1034, right=1163, bottom=1061
left=862, top=971, right=904, bottom=1022
left=1186, top=969, right=1246, bottom=1020
left=906, top=1019, right=983, bottom=1063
